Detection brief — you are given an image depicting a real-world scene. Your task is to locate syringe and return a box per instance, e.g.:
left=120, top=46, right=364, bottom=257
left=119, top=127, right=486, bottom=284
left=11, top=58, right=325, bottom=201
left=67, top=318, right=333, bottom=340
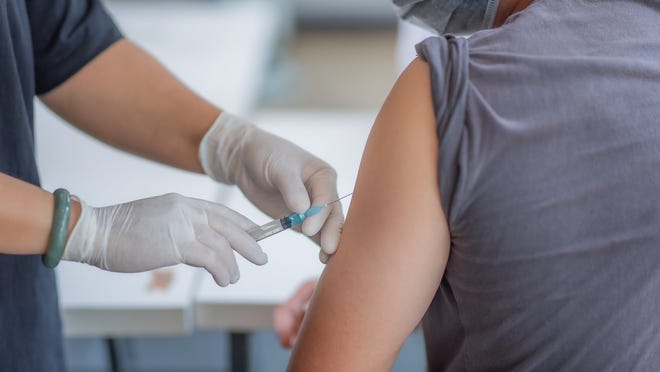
left=247, top=194, right=352, bottom=242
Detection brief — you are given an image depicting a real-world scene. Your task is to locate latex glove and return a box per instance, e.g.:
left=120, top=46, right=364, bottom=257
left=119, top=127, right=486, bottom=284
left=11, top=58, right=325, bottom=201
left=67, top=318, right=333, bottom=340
left=62, top=193, right=268, bottom=286
left=199, top=112, right=344, bottom=263
left=273, top=279, right=318, bottom=348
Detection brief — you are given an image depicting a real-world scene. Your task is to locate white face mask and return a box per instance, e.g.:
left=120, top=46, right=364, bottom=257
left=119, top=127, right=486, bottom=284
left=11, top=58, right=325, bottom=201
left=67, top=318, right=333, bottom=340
left=393, top=0, right=500, bottom=35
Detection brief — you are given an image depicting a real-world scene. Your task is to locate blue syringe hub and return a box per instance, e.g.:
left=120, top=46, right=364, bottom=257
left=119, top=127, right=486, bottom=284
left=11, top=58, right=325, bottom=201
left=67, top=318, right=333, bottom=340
left=283, top=205, right=325, bottom=229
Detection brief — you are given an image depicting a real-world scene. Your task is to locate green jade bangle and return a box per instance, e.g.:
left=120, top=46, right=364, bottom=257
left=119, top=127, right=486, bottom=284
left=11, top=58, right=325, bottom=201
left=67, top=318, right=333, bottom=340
left=42, top=188, right=71, bottom=268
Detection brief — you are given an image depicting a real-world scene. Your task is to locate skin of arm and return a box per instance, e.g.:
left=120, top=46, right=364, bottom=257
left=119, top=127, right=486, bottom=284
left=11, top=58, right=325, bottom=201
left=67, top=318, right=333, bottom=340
left=0, top=172, right=81, bottom=255
left=495, top=0, right=535, bottom=26
left=40, top=39, right=221, bottom=173
left=288, top=58, right=450, bottom=371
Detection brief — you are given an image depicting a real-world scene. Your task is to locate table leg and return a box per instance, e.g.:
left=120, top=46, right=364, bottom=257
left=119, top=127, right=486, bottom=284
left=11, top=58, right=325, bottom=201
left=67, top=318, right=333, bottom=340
left=230, top=332, right=249, bottom=372
left=105, top=338, right=121, bottom=372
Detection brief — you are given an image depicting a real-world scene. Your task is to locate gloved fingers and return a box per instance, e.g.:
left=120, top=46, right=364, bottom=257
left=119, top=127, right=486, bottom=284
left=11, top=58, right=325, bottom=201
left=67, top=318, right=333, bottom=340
left=300, top=168, right=340, bottom=237
left=204, top=201, right=261, bottom=231
left=206, top=213, right=268, bottom=265
left=180, top=241, right=234, bottom=287
left=197, top=228, right=242, bottom=284
left=240, top=187, right=290, bottom=220
left=271, top=169, right=311, bottom=214
left=301, top=207, right=331, bottom=238
left=319, top=251, right=330, bottom=265
left=318, top=202, right=345, bottom=258
left=183, top=197, right=254, bottom=230
left=299, top=166, right=345, bottom=259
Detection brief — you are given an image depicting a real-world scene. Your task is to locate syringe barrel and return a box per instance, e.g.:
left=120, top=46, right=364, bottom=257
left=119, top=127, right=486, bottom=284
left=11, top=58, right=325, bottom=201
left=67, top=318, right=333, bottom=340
left=247, top=219, right=286, bottom=241
left=247, top=205, right=326, bottom=241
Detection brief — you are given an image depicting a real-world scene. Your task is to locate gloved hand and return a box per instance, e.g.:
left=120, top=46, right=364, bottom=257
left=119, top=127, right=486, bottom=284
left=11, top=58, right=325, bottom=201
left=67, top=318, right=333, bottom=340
left=273, top=279, right=318, bottom=348
left=198, top=112, right=344, bottom=263
left=62, top=193, right=268, bottom=287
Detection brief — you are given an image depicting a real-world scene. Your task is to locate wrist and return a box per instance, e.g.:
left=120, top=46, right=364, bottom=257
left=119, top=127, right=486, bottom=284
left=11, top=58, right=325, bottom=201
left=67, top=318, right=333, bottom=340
left=62, top=198, right=99, bottom=265
left=198, top=111, right=255, bottom=184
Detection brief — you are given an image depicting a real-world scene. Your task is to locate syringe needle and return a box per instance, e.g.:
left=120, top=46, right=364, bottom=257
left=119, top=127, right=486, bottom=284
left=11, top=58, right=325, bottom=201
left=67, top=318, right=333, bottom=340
left=324, top=193, right=353, bottom=206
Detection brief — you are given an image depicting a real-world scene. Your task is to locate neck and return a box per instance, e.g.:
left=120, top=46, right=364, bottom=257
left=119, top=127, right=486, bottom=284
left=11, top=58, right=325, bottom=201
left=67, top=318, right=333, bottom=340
left=494, top=0, right=535, bottom=27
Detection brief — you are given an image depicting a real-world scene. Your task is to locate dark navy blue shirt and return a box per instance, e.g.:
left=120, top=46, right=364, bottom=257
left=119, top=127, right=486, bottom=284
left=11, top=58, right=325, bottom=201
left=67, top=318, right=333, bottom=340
left=0, top=1, right=120, bottom=369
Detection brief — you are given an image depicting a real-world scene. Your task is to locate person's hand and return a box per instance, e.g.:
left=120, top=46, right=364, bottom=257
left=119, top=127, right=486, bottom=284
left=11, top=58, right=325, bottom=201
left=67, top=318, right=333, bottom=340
left=62, top=193, right=268, bottom=286
left=274, top=279, right=318, bottom=348
left=199, top=112, right=344, bottom=263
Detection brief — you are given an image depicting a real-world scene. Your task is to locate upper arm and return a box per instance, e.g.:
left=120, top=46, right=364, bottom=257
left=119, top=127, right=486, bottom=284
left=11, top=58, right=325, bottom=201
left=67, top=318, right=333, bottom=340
left=288, top=58, right=451, bottom=371
left=28, top=0, right=122, bottom=95
left=40, top=39, right=219, bottom=173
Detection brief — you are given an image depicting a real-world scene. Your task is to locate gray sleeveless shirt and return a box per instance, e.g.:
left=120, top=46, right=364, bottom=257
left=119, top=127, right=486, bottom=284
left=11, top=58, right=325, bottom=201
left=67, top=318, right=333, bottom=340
left=415, top=1, right=660, bottom=370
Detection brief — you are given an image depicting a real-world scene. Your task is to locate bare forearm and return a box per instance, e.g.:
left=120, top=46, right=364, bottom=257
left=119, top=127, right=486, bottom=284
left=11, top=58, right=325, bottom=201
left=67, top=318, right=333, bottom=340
left=40, top=39, right=221, bottom=173
left=0, top=173, right=80, bottom=255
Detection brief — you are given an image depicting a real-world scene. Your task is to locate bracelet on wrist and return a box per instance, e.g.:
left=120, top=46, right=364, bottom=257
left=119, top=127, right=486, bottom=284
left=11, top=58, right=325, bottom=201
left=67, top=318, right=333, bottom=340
left=42, top=188, right=71, bottom=268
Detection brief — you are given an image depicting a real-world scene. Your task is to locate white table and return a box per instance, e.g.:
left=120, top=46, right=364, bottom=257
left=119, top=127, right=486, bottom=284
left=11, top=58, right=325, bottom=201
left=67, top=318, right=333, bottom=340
left=195, top=110, right=375, bottom=331
left=35, top=1, right=283, bottom=338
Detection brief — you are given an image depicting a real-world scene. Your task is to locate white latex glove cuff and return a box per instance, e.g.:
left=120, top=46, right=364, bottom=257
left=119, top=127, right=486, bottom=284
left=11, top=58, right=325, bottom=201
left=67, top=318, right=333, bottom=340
left=62, top=197, right=103, bottom=267
left=198, top=111, right=255, bottom=185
